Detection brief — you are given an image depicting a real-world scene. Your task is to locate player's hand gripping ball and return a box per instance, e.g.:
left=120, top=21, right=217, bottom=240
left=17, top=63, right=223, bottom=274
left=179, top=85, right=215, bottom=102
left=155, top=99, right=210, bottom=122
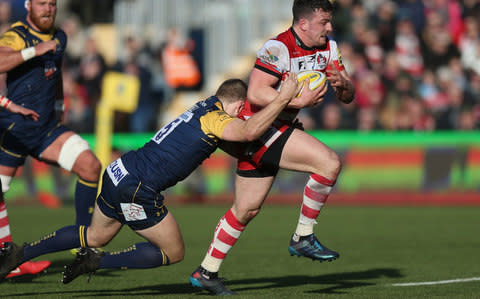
left=296, top=70, right=326, bottom=96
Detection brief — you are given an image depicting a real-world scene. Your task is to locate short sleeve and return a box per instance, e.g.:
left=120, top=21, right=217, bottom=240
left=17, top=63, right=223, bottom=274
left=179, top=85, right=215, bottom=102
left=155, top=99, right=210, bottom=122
left=200, top=110, right=236, bottom=138
left=328, top=39, right=345, bottom=72
left=0, top=30, right=26, bottom=51
left=255, top=39, right=291, bottom=76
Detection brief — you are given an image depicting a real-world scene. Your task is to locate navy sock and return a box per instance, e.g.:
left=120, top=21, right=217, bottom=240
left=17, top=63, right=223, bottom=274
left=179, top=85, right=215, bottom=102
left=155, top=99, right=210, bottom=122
left=23, top=225, right=87, bottom=261
left=99, top=242, right=169, bottom=269
left=74, top=179, right=98, bottom=225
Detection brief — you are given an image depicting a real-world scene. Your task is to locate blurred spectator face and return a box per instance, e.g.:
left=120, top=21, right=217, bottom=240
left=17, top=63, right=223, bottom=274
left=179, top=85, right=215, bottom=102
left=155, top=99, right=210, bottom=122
left=395, top=74, right=413, bottom=94
left=357, top=107, right=377, bottom=131
left=446, top=82, right=463, bottom=108
left=26, top=0, right=57, bottom=33
left=0, top=0, right=11, bottom=24
left=321, top=103, right=341, bottom=130
left=377, top=1, right=396, bottom=21
left=458, top=110, right=476, bottom=130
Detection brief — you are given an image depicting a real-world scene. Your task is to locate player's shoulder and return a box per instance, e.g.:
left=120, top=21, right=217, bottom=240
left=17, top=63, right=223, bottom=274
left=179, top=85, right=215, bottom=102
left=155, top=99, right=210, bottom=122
left=271, top=28, right=295, bottom=47
left=54, top=27, right=67, bottom=39
left=0, top=22, right=28, bottom=49
left=53, top=26, right=67, bottom=45
left=5, top=21, right=29, bottom=37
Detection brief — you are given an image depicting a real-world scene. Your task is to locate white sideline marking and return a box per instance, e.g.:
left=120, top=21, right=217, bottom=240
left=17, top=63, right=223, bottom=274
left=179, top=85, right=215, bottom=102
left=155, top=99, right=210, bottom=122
left=392, top=277, right=480, bottom=286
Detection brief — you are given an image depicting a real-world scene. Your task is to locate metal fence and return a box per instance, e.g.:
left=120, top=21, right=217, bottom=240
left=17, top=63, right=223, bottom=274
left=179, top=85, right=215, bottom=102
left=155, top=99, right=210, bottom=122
left=113, top=0, right=293, bottom=87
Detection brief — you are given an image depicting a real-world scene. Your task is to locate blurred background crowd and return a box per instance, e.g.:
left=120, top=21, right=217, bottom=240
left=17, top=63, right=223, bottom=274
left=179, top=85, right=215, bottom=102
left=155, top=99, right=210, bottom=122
left=1, top=0, right=480, bottom=134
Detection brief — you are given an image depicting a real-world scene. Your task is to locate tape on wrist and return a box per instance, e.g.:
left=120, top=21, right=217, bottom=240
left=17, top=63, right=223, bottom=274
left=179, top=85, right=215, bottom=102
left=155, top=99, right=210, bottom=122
left=20, top=47, right=36, bottom=61
left=0, top=95, right=11, bottom=109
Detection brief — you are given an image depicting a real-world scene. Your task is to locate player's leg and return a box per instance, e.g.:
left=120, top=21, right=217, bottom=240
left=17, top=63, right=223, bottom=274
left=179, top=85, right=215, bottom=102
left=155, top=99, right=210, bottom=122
left=0, top=166, right=52, bottom=278
left=62, top=210, right=180, bottom=285
left=0, top=166, right=16, bottom=246
left=191, top=175, right=274, bottom=295
left=40, top=131, right=101, bottom=226
left=60, top=204, right=123, bottom=284
left=279, top=128, right=341, bottom=261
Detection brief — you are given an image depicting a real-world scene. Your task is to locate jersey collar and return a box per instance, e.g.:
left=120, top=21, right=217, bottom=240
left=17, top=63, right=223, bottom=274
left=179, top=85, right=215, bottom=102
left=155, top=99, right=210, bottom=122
left=290, top=27, right=327, bottom=51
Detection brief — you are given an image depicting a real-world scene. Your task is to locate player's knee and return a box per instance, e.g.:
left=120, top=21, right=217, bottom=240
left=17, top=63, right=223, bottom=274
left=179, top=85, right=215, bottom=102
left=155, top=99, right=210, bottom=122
left=329, top=153, right=342, bottom=176
left=164, top=245, right=185, bottom=264
left=87, top=237, right=108, bottom=248
left=86, top=231, right=110, bottom=248
left=316, top=151, right=342, bottom=179
left=57, top=134, right=102, bottom=180
left=75, top=152, right=102, bottom=181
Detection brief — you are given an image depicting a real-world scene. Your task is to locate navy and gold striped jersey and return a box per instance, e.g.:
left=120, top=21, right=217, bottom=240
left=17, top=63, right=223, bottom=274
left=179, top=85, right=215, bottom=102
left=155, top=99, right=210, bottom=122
left=120, top=96, right=235, bottom=192
left=0, top=21, right=66, bottom=128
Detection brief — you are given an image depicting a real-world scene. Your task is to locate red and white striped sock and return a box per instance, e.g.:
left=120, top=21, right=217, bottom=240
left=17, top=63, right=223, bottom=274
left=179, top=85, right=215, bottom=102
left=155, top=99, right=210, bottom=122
left=295, top=174, right=335, bottom=237
left=0, top=201, right=12, bottom=247
left=201, top=209, right=245, bottom=273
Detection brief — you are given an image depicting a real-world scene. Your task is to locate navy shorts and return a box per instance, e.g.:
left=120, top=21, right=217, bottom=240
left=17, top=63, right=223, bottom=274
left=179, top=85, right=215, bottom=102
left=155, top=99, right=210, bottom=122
left=0, top=120, right=69, bottom=167
left=97, top=160, right=168, bottom=231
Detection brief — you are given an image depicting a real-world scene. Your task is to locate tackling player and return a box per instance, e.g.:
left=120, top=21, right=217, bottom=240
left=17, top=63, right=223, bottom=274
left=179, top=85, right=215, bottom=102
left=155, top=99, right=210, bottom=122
left=0, top=73, right=302, bottom=284
left=190, top=0, right=355, bottom=295
left=0, top=0, right=101, bottom=278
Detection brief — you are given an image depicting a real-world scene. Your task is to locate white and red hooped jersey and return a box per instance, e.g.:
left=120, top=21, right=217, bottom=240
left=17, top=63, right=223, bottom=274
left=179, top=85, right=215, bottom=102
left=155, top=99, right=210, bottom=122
left=240, top=28, right=345, bottom=123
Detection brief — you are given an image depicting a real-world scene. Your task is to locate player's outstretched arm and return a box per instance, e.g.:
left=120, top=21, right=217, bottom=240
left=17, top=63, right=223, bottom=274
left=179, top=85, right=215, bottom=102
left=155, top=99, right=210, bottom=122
left=222, top=72, right=300, bottom=142
left=0, top=40, right=57, bottom=73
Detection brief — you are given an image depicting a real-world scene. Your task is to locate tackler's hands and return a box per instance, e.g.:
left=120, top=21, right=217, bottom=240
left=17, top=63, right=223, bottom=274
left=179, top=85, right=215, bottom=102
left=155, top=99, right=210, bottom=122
left=290, top=75, right=328, bottom=109
left=278, top=72, right=302, bottom=103
left=8, top=102, right=39, bottom=121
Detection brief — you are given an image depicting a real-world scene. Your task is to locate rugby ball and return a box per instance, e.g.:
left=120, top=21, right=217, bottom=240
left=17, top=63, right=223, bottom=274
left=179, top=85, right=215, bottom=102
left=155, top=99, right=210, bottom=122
left=296, top=70, right=326, bottom=96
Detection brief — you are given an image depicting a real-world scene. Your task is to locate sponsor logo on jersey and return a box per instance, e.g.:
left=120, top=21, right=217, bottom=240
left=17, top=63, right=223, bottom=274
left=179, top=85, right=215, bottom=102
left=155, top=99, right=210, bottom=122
left=107, top=158, right=129, bottom=186
left=120, top=203, right=147, bottom=221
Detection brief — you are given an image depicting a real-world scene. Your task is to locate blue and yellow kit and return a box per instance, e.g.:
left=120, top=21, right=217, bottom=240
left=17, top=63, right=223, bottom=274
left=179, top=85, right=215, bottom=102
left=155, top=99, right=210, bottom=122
left=98, top=96, right=235, bottom=229
left=116, top=96, right=234, bottom=192
left=0, top=21, right=68, bottom=164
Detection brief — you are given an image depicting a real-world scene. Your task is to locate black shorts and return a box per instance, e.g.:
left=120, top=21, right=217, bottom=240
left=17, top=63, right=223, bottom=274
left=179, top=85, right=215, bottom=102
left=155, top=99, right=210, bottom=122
left=236, top=126, right=294, bottom=178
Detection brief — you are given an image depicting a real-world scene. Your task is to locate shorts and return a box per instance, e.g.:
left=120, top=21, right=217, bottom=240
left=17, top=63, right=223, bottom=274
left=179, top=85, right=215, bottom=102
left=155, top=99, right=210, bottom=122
left=236, top=125, right=294, bottom=178
left=97, top=166, right=168, bottom=231
left=0, top=120, right=69, bottom=167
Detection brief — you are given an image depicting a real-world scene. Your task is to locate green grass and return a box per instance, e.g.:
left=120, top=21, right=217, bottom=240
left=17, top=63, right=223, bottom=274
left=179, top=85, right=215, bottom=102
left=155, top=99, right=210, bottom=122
left=2, top=203, right=480, bottom=298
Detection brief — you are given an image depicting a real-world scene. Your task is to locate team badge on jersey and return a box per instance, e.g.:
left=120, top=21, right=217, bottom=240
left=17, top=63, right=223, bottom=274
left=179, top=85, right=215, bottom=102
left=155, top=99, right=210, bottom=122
left=107, top=158, right=129, bottom=186
left=44, top=60, right=57, bottom=79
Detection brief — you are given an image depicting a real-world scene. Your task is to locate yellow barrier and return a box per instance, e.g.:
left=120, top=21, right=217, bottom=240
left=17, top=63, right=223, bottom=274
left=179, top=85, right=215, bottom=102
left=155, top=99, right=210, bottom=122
left=95, top=71, right=140, bottom=174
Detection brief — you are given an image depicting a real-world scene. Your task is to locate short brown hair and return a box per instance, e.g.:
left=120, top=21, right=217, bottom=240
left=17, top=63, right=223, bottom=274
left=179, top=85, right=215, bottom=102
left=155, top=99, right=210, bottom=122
left=215, top=79, right=247, bottom=103
left=292, top=0, right=334, bottom=23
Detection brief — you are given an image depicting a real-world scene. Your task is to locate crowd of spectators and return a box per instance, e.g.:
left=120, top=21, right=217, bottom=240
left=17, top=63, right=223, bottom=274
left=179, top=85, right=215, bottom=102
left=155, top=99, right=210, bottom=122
left=300, top=0, right=480, bottom=131
left=2, top=0, right=480, bottom=133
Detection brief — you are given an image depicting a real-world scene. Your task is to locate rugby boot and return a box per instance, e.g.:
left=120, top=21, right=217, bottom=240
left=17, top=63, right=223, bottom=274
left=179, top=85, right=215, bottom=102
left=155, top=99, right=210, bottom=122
left=6, top=260, right=51, bottom=279
left=288, top=234, right=339, bottom=262
left=190, top=266, right=236, bottom=295
left=62, top=247, right=104, bottom=284
left=0, top=242, right=25, bottom=281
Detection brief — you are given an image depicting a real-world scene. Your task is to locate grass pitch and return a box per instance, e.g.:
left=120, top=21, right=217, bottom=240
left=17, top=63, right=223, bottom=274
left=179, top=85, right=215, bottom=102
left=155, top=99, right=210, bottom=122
left=2, top=203, right=480, bottom=298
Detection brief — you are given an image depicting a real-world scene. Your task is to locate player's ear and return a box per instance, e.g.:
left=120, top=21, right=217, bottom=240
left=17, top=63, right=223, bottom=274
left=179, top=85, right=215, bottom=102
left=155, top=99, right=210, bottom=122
left=298, top=18, right=308, bottom=32
left=234, top=100, right=244, bottom=116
